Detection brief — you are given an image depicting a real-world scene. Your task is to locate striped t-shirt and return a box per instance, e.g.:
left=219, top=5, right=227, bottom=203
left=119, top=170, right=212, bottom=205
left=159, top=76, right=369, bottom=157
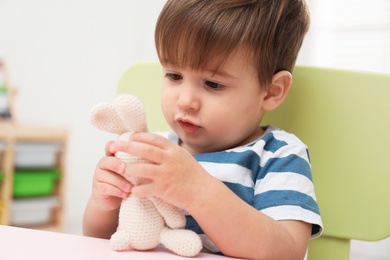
left=158, top=125, right=323, bottom=253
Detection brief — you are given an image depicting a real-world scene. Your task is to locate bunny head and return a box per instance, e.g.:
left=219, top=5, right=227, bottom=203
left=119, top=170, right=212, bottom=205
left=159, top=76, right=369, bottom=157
left=90, top=94, right=149, bottom=185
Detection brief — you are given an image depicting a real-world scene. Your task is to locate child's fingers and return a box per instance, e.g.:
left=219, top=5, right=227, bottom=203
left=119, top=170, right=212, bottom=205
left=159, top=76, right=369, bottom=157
left=91, top=185, right=124, bottom=211
left=94, top=169, right=132, bottom=195
left=105, top=140, right=117, bottom=156
left=113, top=140, right=165, bottom=164
left=130, top=132, right=170, bottom=149
left=123, top=162, right=159, bottom=181
left=93, top=156, right=132, bottom=204
left=123, top=163, right=176, bottom=200
left=97, top=156, right=126, bottom=175
left=130, top=181, right=156, bottom=198
left=94, top=180, right=131, bottom=199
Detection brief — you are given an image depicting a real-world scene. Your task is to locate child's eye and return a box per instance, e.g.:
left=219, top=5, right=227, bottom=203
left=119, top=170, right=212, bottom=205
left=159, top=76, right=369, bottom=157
left=205, top=80, right=224, bottom=89
left=166, top=73, right=183, bottom=81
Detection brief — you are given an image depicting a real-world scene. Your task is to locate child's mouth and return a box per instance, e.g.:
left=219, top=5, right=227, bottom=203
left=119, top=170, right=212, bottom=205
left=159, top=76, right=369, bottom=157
left=178, top=119, right=201, bottom=133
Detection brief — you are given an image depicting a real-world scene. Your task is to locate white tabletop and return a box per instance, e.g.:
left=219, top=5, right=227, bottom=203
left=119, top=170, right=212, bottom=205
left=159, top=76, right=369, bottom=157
left=0, top=225, right=241, bottom=260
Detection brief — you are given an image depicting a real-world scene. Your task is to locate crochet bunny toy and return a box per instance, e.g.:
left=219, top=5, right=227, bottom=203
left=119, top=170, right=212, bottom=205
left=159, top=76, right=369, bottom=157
left=89, top=94, right=202, bottom=257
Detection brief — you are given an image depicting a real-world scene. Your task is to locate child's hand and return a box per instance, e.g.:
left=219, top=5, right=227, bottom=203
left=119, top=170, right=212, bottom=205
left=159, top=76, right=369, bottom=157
left=111, top=132, right=214, bottom=210
left=92, top=140, right=132, bottom=211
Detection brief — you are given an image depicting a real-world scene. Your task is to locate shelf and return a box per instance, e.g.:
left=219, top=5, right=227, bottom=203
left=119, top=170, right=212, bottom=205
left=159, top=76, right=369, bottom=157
left=0, top=123, right=67, bottom=141
left=0, top=124, right=67, bottom=231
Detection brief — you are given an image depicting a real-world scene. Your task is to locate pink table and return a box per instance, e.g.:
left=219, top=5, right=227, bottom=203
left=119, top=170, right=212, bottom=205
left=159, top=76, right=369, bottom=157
left=0, top=225, right=242, bottom=260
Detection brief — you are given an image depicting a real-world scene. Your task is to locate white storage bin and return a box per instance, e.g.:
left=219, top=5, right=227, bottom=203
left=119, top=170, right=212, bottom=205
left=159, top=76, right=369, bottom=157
left=11, top=196, right=59, bottom=226
left=14, top=142, right=62, bottom=168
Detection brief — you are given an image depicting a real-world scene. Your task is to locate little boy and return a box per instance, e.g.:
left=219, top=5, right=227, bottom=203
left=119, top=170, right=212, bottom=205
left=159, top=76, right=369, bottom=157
left=83, top=0, right=323, bottom=259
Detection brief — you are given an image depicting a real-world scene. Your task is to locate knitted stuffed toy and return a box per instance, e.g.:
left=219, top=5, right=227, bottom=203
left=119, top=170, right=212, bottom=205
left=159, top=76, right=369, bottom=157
left=89, top=94, right=202, bottom=257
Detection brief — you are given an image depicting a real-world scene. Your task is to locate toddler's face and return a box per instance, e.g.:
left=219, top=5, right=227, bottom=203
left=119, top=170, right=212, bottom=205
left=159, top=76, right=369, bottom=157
left=161, top=49, right=267, bottom=154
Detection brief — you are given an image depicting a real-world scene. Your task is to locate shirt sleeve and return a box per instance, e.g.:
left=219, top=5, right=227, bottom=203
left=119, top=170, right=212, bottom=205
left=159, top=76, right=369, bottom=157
left=253, top=130, right=323, bottom=238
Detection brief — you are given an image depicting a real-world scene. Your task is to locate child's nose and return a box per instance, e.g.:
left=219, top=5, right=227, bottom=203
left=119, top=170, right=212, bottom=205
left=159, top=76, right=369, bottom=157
left=177, top=84, right=200, bottom=111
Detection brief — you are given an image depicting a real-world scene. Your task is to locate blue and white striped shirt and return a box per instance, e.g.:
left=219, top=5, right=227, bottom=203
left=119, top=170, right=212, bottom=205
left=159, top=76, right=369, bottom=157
left=159, top=125, right=323, bottom=253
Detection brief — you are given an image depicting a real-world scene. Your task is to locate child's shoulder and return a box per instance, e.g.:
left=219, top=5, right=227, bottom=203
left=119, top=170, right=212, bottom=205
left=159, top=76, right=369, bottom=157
left=243, top=126, right=310, bottom=165
left=243, top=125, right=308, bottom=152
left=259, top=125, right=306, bottom=145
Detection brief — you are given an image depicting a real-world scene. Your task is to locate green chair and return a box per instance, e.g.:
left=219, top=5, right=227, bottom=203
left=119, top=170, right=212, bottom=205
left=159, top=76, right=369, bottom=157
left=262, top=66, right=390, bottom=259
left=117, top=62, right=390, bottom=259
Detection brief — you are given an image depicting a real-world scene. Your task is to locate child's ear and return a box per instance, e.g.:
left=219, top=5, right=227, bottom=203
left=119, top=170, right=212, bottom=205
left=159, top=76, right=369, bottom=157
left=262, top=70, right=292, bottom=112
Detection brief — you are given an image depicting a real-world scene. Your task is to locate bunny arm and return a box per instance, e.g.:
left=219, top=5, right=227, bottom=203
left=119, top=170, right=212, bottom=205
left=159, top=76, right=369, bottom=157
left=149, top=197, right=186, bottom=229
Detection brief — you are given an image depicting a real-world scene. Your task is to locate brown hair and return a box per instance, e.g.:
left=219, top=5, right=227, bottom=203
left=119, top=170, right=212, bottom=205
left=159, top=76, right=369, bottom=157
left=155, top=0, right=310, bottom=89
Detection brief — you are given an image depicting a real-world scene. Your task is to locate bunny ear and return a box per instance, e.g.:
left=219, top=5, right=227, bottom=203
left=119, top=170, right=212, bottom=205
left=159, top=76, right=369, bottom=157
left=114, top=94, right=148, bottom=133
left=89, top=101, right=132, bottom=134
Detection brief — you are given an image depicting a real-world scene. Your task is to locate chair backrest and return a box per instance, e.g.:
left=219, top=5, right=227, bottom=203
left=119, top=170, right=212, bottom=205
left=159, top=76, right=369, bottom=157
left=117, top=62, right=390, bottom=260
left=262, top=66, right=390, bottom=259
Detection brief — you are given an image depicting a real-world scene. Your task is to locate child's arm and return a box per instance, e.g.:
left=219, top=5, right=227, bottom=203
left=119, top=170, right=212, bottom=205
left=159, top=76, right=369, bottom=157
left=82, top=141, right=132, bottom=238
left=114, top=132, right=311, bottom=259
left=82, top=196, right=120, bottom=238
left=187, top=177, right=312, bottom=259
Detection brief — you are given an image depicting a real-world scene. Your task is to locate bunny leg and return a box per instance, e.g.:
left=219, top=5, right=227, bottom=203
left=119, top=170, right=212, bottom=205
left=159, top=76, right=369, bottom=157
left=112, top=196, right=164, bottom=251
left=110, top=230, right=132, bottom=251
left=160, top=227, right=203, bottom=257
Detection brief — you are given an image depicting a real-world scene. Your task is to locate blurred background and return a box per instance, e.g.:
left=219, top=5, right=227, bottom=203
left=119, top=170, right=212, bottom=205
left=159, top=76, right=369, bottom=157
left=0, top=0, right=389, bottom=259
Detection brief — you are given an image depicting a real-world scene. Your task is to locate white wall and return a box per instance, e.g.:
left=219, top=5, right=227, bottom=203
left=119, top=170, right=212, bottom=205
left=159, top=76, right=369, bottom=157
left=298, top=0, right=390, bottom=74
left=0, top=1, right=389, bottom=259
left=0, top=0, right=166, bottom=234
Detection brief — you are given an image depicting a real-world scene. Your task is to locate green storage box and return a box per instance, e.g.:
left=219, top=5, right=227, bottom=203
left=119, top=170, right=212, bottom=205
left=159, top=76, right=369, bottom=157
left=13, top=170, right=60, bottom=198
left=0, top=170, right=4, bottom=181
